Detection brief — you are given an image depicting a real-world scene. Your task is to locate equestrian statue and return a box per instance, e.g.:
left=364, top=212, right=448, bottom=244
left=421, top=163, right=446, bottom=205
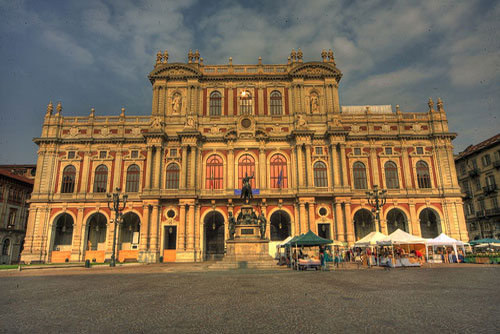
left=241, top=173, right=254, bottom=203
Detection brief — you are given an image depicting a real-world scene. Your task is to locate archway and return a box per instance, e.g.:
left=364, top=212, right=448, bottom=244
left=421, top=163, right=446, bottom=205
left=52, top=213, right=74, bottom=251
left=119, top=212, right=141, bottom=251
left=353, top=209, right=375, bottom=240
left=204, top=211, right=225, bottom=260
left=270, top=210, right=291, bottom=241
left=419, top=208, right=440, bottom=238
left=86, top=213, right=107, bottom=251
left=386, top=209, right=408, bottom=234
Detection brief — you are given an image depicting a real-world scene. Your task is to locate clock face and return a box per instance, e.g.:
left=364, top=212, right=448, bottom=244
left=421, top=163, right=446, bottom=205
left=241, top=118, right=252, bottom=129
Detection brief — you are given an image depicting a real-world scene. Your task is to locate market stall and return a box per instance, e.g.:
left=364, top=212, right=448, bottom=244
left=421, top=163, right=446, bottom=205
left=287, top=230, right=332, bottom=270
left=377, top=229, right=427, bottom=267
left=426, top=233, right=466, bottom=263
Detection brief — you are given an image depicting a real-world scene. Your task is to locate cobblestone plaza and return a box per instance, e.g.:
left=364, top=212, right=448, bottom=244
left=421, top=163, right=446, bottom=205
left=1, top=266, right=498, bottom=333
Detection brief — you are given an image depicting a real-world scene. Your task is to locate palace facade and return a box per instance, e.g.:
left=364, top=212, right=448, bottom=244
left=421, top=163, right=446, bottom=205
left=21, top=49, right=467, bottom=264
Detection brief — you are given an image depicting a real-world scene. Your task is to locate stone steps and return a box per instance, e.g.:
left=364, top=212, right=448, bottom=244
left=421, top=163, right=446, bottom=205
left=207, top=258, right=279, bottom=270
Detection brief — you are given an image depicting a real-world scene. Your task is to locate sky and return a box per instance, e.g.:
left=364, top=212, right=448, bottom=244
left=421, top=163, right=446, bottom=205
left=0, top=0, right=499, bottom=164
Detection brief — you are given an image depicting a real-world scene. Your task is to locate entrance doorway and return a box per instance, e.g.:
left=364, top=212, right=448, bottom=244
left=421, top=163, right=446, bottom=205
left=204, top=211, right=225, bottom=260
left=163, top=225, right=177, bottom=262
left=270, top=210, right=291, bottom=241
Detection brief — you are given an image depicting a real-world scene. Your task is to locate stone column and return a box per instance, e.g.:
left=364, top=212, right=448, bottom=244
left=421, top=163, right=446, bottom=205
left=145, top=147, right=153, bottom=189
left=328, top=144, right=335, bottom=188
left=290, top=146, right=297, bottom=189
left=259, top=147, right=266, bottom=190
left=293, top=203, right=300, bottom=236
left=153, top=146, right=162, bottom=189
left=150, top=205, right=159, bottom=258
left=189, top=146, right=197, bottom=189
left=187, top=203, right=195, bottom=251
left=71, top=208, right=84, bottom=261
left=228, top=147, right=234, bottom=191
left=297, top=145, right=305, bottom=187
left=335, top=202, right=344, bottom=241
left=401, top=146, right=413, bottom=189
left=409, top=203, right=420, bottom=236
left=79, top=150, right=91, bottom=194
left=340, top=144, right=348, bottom=188
left=299, top=202, right=307, bottom=234
left=370, top=147, right=379, bottom=187
left=152, top=86, right=159, bottom=115
left=21, top=207, right=37, bottom=254
left=345, top=202, right=354, bottom=244
left=308, top=201, right=316, bottom=234
left=178, top=203, right=186, bottom=251
left=113, top=150, right=123, bottom=190
left=158, top=86, right=165, bottom=116
left=32, top=151, right=44, bottom=193
left=180, top=145, right=188, bottom=189
left=139, top=205, right=150, bottom=252
left=305, top=145, right=313, bottom=187
left=194, top=203, right=200, bottom=260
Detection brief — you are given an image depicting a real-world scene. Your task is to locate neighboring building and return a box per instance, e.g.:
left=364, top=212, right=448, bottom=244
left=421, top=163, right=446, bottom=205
left=21, top=48, right=467, bottom=264
left=455, top=134, right=500, bottom=240
left=0, top=168, right=33, bottom=264
left=0, top=165, right=37, bottom=180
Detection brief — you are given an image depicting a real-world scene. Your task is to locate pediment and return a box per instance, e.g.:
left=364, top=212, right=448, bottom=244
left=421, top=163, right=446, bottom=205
left=289, top=62, right=342, bottom=80
left=149, top=64, right=202, bottom=81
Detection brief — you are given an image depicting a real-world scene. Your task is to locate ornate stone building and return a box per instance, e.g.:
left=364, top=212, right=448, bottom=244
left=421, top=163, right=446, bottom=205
left=21, top=49, right=468, bottom=264
left=455, top=133, right=500, bottom=240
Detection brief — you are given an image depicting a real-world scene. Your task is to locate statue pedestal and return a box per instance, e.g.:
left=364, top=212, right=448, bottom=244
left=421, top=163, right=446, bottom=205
left=208, top=202, right=275, bottom=269
left=225, top=224, right=270, bottom=261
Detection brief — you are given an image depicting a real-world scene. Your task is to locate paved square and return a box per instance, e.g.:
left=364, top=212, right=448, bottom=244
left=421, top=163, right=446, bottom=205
left=1, top=266, right=499, bottom=333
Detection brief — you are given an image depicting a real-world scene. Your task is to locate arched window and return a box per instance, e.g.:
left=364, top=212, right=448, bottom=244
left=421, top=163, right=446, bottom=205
left=270, top=154, right=288, bottom=188
left=1, top=239, right=10, bottom=256
left=270, top=91, right=282, bottom=116
left=209, top=91, right=222, bottom=116
left=61, top=165, right=76, bottom=193
left=93, top=165, right=108, bottom=193
left=125, top=165, right=140, bottom=192
left=313, top=161, right=328, bottom=187
left=416, top=161, right=431, bottom=188
left=206, top=155, right=223, bottom=189
left=353, top=162, right=367, bottom=189
left=238, top=154, right=256, bottom=189
left=384, top=161, right=399, bottom=189
left=240, top=90, right=252, bottom=114
left=166, top=163, right=180, bottom=189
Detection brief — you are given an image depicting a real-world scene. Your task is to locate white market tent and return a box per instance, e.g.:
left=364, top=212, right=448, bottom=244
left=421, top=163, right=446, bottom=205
left=377, top=229, right=427, bottom=246
left=354, top=231, right=388, bottom=247
left=426, top=233, right=467, bottom=262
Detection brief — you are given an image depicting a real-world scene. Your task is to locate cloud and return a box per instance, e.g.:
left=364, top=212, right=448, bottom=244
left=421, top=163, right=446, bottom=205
left=42, top=29, right=95, bottom=66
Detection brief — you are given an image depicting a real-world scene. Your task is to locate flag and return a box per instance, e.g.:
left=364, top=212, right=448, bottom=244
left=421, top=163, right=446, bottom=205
left=277, top=169, right=283, bottom=188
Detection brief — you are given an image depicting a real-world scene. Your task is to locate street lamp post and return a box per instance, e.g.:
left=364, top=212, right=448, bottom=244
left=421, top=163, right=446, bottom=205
left=366, top=185, right=387, bottom=233
left=107, top=187, right=128, bottom=267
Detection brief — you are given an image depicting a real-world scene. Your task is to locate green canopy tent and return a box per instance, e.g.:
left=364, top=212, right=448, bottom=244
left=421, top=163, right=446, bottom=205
left=290, top=230, right=333, bottom=247
left=469, top=238, right=500, bottom=246
left=288, top=230, right=333, bottom=270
